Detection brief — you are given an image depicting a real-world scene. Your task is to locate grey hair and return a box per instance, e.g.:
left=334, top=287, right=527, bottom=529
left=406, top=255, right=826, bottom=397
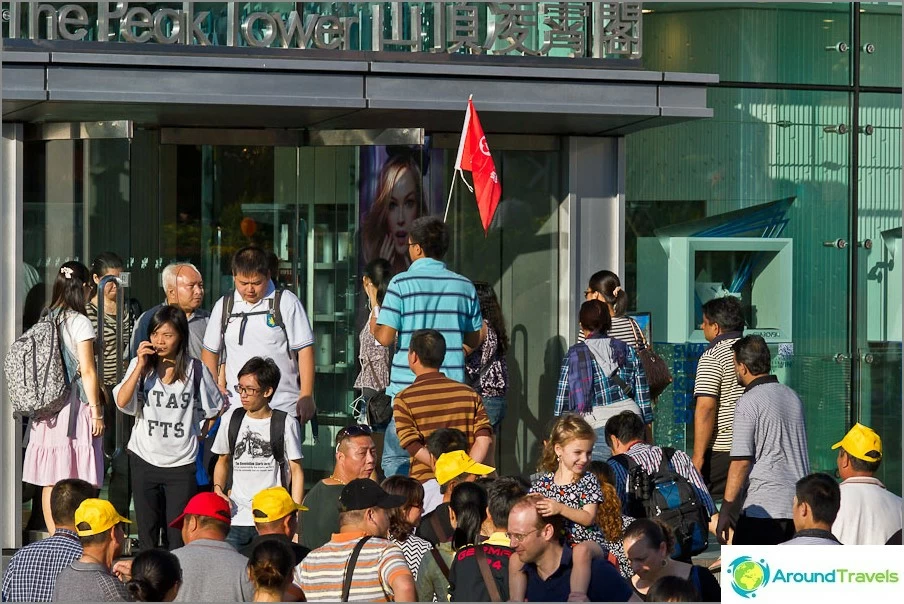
left=161, top=262, right=200, bottom=292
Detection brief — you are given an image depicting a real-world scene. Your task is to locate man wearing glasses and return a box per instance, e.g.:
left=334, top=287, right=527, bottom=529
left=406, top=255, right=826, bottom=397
left=507, top=494, right=635, bottom=602
left=300, top=425, right=377, bottom=551
left=212, top=357, right=304, bottom=552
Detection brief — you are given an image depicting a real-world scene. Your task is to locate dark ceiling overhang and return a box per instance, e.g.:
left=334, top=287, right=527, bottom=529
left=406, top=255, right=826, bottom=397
left=2, top=39, right=717, bottom=136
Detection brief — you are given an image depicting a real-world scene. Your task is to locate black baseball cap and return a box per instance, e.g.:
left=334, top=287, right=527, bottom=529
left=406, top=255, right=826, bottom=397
left=339, top=479, right=406, bottom=512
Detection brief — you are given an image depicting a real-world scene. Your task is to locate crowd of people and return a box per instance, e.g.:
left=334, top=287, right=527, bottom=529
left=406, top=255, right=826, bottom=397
left=3, top=215, right=902, bottom=602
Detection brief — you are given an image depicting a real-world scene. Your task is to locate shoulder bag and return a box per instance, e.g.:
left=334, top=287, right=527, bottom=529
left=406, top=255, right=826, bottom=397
left=362, top=354, right=393, bottom=426
left=629, top=318, right=673, bottom=399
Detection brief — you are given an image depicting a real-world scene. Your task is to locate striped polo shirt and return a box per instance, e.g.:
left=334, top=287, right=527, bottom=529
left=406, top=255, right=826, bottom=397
left=296, top=532, right=410, bottom=602
left=730, top=376, right=810, bottom=520
left=377, top=258, right=483, bottom=398
left=393, top=372, right=493, bottom=482
left=693, top=334, right=745, bottom=451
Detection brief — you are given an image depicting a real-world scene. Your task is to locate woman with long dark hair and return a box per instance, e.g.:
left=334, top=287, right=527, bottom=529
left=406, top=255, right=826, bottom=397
left=354, top=258, right=393, bottom=457
left=465, top=282, right=509, bottom=466
left=381, top=476, right=432, bottom=581
left=21, top=262, right=104, bottom=533
left=113, top=305, right=224, bottom=550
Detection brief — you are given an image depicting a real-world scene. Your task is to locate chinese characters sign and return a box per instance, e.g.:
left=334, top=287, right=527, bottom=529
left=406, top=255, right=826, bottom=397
left=2, top=2, right=642, bottom=59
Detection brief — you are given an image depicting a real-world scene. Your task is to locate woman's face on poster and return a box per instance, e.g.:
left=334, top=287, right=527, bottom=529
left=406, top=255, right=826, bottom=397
left=385, top=166, right=419, bottom=258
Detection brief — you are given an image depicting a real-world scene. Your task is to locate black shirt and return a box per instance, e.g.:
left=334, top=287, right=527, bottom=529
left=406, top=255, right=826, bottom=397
left=449, top=541, right=513, bottom=602
left=416, top=503, right=454, bottom=546
left=241, top=533, right=311, bottom=566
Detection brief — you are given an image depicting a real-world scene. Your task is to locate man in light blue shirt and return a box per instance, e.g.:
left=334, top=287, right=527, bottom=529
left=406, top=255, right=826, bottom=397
left=371, top=216, right=482, bottom=476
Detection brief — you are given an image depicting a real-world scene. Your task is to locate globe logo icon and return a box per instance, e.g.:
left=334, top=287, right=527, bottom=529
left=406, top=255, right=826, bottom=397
left=727, top=556, right=771, bottom=598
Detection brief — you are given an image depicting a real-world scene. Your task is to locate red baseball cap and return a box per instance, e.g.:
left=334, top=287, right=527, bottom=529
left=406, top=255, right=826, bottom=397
left=169, top=492, right=232, bottom=529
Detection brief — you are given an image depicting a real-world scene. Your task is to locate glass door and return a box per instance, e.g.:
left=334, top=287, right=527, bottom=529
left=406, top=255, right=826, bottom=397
left=158, top=129, right=421, bottom=481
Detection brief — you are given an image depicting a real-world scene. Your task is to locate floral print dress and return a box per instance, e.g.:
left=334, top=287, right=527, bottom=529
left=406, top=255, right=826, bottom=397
left=530, top=472, right=606, bottom=546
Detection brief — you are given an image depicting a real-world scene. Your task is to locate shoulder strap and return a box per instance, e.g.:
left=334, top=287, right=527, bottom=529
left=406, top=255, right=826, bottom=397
left=271, top=289, right=292, bottom=356
left=270, top=410, right=287, bottom=467
left=627, top=317, right=647, bottom=350
left=474, top=545, right=502, bottom=603
left=227, top=408, right=247, bottom=455
left=341, top=536, right=372, bottom=602
left=218, top=292, right=234, bottom=362
left=660, top=447, right=676, bottom=473
left=430, top=547, right=450, bottom=580
left=191, top=358, right=203, bottom=405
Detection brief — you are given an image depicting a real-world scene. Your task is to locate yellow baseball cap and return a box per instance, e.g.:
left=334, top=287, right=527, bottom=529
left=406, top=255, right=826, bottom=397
left=435, top=450, right=495, bottom=486
left=74, top=499, right=131, bottom=537
left=832, top=423, right=882, bottom=462
left=251, top=486, right=308, bottom=523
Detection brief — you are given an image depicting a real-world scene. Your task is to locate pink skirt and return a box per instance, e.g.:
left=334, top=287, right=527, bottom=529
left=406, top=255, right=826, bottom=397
left=22, top=401, right=104, bottom=489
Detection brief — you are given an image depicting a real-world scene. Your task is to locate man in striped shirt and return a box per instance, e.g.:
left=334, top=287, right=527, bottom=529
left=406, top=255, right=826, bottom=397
left=371, top=216, right=483, bottom=477
left=692, top=296, right=745, bottom=503
left=296, top=479, right=416, bottom=602
left=393, top=329, right=493, bottom=511
left=716, top=336, right=809, bottom=545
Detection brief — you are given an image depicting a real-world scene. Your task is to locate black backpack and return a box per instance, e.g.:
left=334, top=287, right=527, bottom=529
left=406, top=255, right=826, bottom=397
left=218, top=289, right=293, bottom=358
left=227, top=408, right=289, bottom=487
left=611, top=447, right=710, bottom=559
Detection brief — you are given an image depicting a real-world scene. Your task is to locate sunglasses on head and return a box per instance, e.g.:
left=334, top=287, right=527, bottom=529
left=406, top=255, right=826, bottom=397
left=335, top=424, right=373, bottom=450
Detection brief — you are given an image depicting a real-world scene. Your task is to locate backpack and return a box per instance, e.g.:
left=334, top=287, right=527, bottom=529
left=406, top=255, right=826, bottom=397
left=4, top=313, right=75, bottom=420
left=218, top=288, right=292, bottom=359
left=227, top=408, right=289, bottom=487
left=611, top=447, right=709, bottom=559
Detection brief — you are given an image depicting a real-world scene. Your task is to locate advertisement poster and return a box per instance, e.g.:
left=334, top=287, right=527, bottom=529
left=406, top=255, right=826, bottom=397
left=358, top=139, right=445, bottom=277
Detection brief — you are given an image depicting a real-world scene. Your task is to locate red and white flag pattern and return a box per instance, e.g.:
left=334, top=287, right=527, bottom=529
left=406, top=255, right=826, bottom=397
left=454, top=98, right=501, bottom=234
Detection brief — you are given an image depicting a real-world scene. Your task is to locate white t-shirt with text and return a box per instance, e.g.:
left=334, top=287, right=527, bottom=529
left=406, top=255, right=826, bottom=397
left=113, top=358, right=224, bottom=468
left=211, top=406, right=303, bottom=526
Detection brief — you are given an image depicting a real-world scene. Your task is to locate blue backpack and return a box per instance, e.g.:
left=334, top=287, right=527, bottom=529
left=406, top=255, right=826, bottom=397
left=611, top=447, right=710, bottom=559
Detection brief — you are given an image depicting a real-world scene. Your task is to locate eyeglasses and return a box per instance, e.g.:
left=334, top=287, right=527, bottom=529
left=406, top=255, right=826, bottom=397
left=335, top=424, right=373, bottom=450
left=506, top=528, right=540, bottom=543
left=234, top=384, right=262, bottom=396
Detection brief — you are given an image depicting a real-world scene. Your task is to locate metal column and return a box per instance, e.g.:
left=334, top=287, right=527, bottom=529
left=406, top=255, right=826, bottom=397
left=562, top=136, right=625, bottom=346
left=1, top=123, right=25, bottom=549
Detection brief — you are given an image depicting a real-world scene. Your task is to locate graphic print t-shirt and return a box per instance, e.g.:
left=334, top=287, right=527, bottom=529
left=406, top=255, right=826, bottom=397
left=211, top=407, right=303, bottom=526
left=113, top=358, right=223, bottom=468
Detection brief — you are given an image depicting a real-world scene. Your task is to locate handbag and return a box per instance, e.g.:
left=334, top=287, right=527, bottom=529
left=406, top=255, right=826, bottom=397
left=629, top=318, right=673, bottom=399
left=361, top=354, right=393, bottom=426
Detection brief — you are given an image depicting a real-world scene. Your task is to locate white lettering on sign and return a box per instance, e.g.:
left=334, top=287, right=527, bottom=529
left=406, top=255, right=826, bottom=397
left=5, top=2, right=643, bottom=59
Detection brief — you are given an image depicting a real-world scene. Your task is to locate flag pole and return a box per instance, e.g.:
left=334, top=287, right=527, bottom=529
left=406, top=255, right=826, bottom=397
left=444, top=94, right=474, bottom=223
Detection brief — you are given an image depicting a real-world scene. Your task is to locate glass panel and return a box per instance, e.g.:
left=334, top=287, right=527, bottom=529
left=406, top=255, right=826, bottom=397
left=641, top=2, right=852, bottom=86
left=859, top=3, right=903, bottom=88
left=449, top=148, right=563, bottom=474
left=857, top=92, right=902, bottom=495
left=625, top=87, right=851, bottom=471
left=299, top=146, right=360, bottom=479
left=21, top=139, right=132, bottom=329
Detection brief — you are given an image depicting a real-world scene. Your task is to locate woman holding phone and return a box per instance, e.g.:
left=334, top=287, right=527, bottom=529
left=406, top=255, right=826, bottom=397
left=113, top=305, right=224, bottom=550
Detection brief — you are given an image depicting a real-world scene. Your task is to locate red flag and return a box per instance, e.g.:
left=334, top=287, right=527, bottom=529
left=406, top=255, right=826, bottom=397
left=454, top=98, right=501, bottom=234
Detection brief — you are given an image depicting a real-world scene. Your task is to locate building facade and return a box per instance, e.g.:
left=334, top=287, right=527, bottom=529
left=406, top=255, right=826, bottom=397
left=1, top=2, right=900, bottom=548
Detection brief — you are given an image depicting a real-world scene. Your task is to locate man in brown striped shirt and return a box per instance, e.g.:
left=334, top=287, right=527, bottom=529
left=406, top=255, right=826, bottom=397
left=393, top=329, right=492, bottom=495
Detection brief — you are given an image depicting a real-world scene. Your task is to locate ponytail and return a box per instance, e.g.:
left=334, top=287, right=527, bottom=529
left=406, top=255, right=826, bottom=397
left=449, top=482, right=488, bottom=549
